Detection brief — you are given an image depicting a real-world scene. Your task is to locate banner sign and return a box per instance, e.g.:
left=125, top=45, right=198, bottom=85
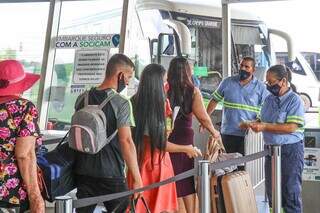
left=55, top=34, right=120, bottom=49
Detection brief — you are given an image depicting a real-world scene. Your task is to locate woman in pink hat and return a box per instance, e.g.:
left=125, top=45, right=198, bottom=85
left=0, top=60, right=45, bottom=212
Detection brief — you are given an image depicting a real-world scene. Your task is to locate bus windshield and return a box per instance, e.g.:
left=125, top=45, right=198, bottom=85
left=169, top=11, right=270, bottom=96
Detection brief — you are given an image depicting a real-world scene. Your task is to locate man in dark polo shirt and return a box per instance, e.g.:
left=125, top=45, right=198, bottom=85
left=74, top=54, right=142, bottom=213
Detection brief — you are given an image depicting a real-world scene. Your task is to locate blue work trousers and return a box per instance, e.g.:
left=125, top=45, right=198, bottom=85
left=265, top=141, right=304, bottom=213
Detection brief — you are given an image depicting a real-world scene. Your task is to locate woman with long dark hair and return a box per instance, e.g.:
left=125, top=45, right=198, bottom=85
left=127, top=64, right=200, bottom=213
left=167, top=56, right=220, bottom=213
left=249, top=65, right=304, bottom=213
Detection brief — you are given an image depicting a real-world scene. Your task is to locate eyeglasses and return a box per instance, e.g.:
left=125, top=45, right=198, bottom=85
left=264, top=78, right=283, bottom=86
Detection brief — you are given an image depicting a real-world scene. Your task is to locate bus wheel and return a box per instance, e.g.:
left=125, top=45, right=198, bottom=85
left=300, top=93, right=312, bottom=111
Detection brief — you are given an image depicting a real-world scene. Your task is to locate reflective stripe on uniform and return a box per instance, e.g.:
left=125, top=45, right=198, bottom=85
left=286, top=115, right=304, bottom=125
left=212, top=91, right=223, bottom=102
left=223, top=101, right=261, bottom=113
left=296, top=127, right=305, bottom=133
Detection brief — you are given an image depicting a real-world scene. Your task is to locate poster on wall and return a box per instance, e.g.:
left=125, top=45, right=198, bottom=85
left=303, top=148, right=320, bottom=181
left=72, top=49, right=109, bottom=84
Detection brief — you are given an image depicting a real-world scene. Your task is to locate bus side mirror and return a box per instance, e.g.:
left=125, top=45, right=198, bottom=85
left=150, top=39, right=158, bottom=63
left=157, top=33, right=178, bottom=69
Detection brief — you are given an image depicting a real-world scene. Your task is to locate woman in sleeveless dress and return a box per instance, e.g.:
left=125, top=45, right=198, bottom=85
left=167, top=57, right=220, bottom=213
left=127, top=64, right=201, bottom=213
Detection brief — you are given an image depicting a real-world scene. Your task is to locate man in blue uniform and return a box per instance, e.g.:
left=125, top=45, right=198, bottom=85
left=205, top=57, right=269, bottom=156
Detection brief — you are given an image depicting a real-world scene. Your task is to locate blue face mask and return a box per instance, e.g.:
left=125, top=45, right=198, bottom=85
left=267, top=84, right=281, bottom=96
left=239, top=69, right=251, bottom=81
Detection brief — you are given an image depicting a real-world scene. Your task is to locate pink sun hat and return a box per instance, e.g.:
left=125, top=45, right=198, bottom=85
left=0, top=60, right=40, bottom=96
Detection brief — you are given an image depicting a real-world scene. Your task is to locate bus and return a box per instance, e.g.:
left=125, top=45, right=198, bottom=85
left=32, top=0, right=317, bottom=130
left=135, top=0, right=319, bottom=110
left=276, top=51, right=320, bottom=109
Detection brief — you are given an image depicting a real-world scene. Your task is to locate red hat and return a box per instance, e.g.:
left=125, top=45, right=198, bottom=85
left=0, top=60, right=40, bottom=96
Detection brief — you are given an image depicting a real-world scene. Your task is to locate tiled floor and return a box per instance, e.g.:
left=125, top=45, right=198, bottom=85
left=255, top=181, right=270, bottom=213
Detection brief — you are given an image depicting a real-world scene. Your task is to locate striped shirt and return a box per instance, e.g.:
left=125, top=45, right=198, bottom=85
left=212, top=75, right=269, bottom=136
left=261, top=89, right=305, bottom=145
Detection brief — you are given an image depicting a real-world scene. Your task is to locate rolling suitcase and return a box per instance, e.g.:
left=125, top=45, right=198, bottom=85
left=210, top=175, right=226, bottom=213
left=221, top=171, right=258, bottom=213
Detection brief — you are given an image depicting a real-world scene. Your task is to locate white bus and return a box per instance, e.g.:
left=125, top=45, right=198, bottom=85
left=135, top=0, right=320, bottom=110
left=25, top=0, right=317, bottom=130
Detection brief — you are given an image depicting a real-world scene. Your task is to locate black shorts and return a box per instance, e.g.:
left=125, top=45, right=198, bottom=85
left=75, top=175, right=129, bottom=213
left=221, top=134, right=245, bottom=156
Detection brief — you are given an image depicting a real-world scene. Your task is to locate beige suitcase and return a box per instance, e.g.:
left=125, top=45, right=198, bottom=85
left=221, top=171, right=258, bottom=213
left=210, top=175, right=226, bottom=213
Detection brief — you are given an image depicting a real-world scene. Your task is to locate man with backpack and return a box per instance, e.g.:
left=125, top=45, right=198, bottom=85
left=73, top=54, right=142, bottom=213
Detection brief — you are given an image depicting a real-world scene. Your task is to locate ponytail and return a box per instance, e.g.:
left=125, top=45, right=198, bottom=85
left=285, top=66, right=298, bottom=93
left=267, top=64, right=298, bottom=94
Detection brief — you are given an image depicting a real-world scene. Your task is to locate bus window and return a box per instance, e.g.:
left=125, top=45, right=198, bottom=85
left=286, top=59, right=306, bottom=75
left=233, top=25, right=269, bottom=81
left=189, top=26, right=223, bottom=94
left=302, top=52, right=320, bottom=80
left=135, top=9, right=172, bottom=74
left=168, top=11, right=271, bottom=95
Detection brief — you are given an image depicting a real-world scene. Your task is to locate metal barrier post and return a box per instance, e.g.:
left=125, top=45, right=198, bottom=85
left=272, top=145, right=281, bottom=213
left=198, top=160, right=211, bottom=213
left=55, top=196, right=73, bottom=213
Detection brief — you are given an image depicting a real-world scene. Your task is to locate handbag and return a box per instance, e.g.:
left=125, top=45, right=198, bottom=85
left=203, top=136, right=242, bottom=213
left=37, top=133, right=76, bottom=202
left=204, top=136, right=241, bottom=175
left=204, top=135, right=226, bottom=163
left=129, top=196, right=151, bottom=213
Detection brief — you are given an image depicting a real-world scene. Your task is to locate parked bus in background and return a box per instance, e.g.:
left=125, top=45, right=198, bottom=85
left=276, top=51, right=320, bottom=109
left=135, top=0, right=319, bottom=111
left=28, top=0, right=317, bottom=131
left=303, top=52, right=320, bottom=79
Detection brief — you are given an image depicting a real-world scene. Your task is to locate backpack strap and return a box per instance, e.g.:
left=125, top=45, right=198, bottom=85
left=98, top=91, right=117, bottom=109
left=84, top=91, right=89, bottom=107
left=74, top=91, right=89, bottom=109
left=98, top=91, right=118, bottom=143
left=106, top=130, right=118, bottom=143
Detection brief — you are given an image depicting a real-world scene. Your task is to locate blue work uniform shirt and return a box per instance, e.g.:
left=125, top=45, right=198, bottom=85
left=260, top=89, right=305, bottom=145
left=212, top=75, right=269, bottom=136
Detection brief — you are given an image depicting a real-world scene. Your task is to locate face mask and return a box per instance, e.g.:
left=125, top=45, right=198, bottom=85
left=267, top=84, right=281, bottom=96
left=239, top=69, right=251, bottom=81
left=117, top=73, right=126, bottom=93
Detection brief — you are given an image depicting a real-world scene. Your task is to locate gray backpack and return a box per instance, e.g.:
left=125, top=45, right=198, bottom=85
left=68, top=91, right=118, bottom=154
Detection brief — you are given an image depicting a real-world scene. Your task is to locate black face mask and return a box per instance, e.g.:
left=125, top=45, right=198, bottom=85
left=267, top=84, right=281, bottom=96
left=117, top=73, right=126, bottom=93
left=239, top=69, right=251, bottom=81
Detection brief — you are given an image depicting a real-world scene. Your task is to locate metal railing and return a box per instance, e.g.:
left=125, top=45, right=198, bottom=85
left=245, top=129, right=265, bottom=189
left=54, top=145, right=282, bottom=213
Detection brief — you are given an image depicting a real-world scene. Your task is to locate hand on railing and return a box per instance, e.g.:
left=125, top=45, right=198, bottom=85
left=239, top=121, right=251, bottom=130
left=248, top=122, right=265, bottom=133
